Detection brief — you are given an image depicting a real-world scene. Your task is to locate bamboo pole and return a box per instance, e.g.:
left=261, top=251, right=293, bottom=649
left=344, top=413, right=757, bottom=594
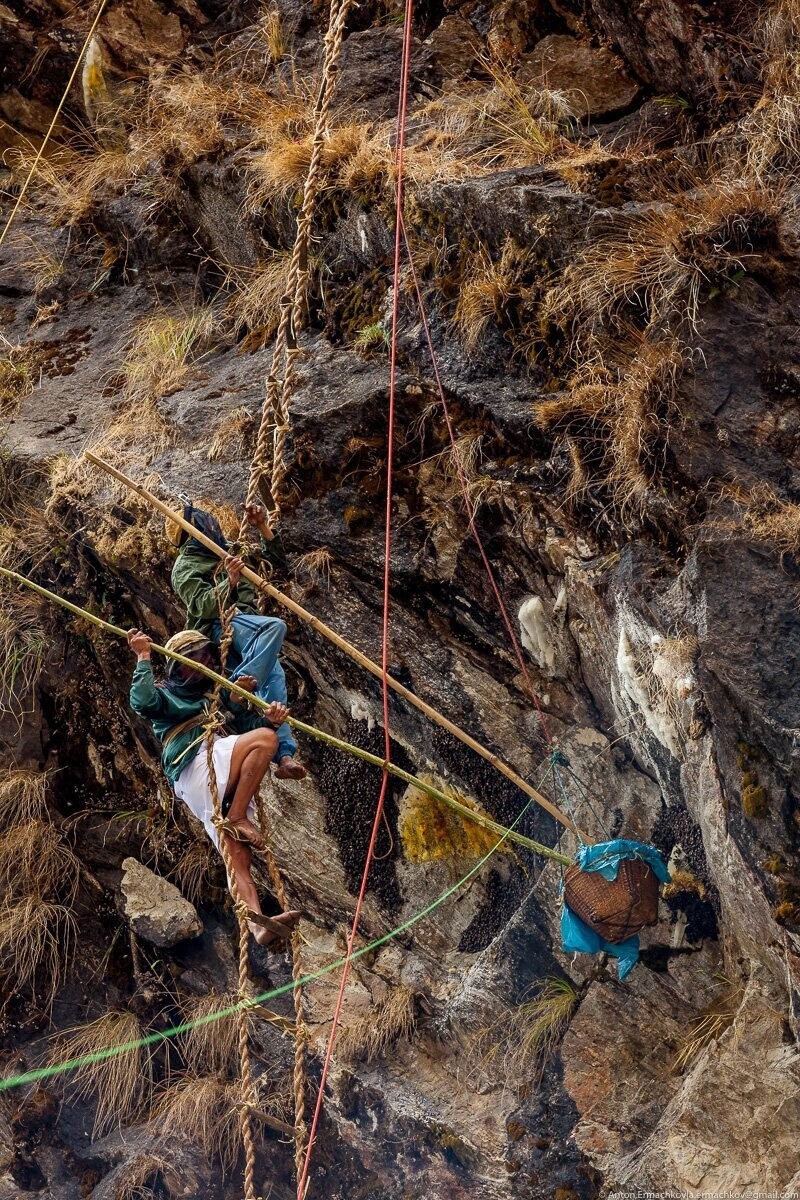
left=82, top=451, right=585, bottom=839
left=0, top=565, right=571, bottom=865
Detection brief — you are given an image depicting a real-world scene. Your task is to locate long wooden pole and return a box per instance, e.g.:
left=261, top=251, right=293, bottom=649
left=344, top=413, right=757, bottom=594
left=0, top=565, right=571, bottom=865
left=83, top=451, right=585, bottom=839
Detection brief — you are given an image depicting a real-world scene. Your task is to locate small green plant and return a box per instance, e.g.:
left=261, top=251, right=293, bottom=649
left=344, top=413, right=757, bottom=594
left=353, top=322, right=389, bottom=351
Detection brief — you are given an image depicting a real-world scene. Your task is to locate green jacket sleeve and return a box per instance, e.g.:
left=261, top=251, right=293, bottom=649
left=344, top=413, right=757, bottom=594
left=130, top=660, right=168, bottom=719
left=172, top=557, right=232, bottom=625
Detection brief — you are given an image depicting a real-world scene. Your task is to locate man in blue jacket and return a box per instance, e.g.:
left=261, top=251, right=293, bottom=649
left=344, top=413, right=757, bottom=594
left=168, top=502, right=306, bottom=781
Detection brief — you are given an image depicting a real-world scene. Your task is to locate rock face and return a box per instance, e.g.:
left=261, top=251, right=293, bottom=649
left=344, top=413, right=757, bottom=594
left=518, top=35, right=640, bottom=118
left=0, top=2, right=799, bottom=1198
left=120, top=857, right=204, bottom=947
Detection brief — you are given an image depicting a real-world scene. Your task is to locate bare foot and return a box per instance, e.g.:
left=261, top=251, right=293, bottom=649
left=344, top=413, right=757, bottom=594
left=272, top=909, right=301, bottom=932
left=248, top=910, right=301, bottom=950
left=274, top=756, right=307, bottom=781
left=229, top=816, right=264, bottom=850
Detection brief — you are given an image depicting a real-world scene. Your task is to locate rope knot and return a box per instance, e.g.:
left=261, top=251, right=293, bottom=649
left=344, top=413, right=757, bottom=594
left=550, top=749, right=570, bottom=768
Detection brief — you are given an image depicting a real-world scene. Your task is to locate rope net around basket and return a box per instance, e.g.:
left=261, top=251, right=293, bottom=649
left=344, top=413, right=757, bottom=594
left=241, top=0, right=354, bottom=534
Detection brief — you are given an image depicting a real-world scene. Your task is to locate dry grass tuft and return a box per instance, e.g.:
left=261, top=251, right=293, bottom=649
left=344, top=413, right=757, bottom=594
left=153, top=1073, right=243, bottom=1170
left=0, top=769, right=49, bottom=829
left=536, top=334, right=685, bottom=509
left=336, top=985, right=416, bottom=1063
left=170, top=837, right=220, bottom=904
left=179, top=992, right=240, bottom=1077
left=16, top=235, right=67, bottom=296
left=207, top=406, right=255, bottom=463
left=469, top=977, right=578, bottom=1090
left=672, top=980, right=744, bottom=1073
left=0, top=897, right=76, bottom=998
left=112, top=1153, right=168, bottom=1200
left=122, top=308, right=213, bottom=401
left=224, top=251, right=290, bottom=342
left=743, top=484, right=800, bottom=554
left=292, top=547, right=333, bottom=587
left=0, top=590, right=47, bottom=729
left=51, top=1009, right=153, bottom=1135
left=260, top=7, right=292, bottom=64
left=452, top=238, right=534, bottom=351
left=104, top=308, right=213, bottom=453
left=0, top=344, right=34, bottom=420
left=0, top=818, right=81, bottom=901
left=547, top=181, right=784, bottom=340
left=248, top=78, right=389, bottom=205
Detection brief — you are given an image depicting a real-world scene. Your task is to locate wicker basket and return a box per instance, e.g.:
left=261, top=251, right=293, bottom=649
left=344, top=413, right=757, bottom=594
left=564, top=857, right=660, bottom=944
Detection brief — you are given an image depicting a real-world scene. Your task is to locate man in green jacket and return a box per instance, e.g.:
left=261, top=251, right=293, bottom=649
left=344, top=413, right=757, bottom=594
left=128, top=626, right=300, bottom=950
left=169, top=502, right=306, bottom=781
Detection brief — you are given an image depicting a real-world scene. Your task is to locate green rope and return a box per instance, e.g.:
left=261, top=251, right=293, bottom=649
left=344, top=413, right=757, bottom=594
left=0, top=767, right=551, bottom=1094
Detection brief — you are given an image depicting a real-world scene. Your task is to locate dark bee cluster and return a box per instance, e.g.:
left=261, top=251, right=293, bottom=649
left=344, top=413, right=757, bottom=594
left=317, top=718, right=411, bottom=917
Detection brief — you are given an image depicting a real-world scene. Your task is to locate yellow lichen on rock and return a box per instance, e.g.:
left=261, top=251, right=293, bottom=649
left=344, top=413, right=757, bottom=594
left=399, top=776, right=510, bottom=864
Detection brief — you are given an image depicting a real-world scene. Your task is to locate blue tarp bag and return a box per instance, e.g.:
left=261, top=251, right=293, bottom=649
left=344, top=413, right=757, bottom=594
left=560, top=839, right=670, bottom=980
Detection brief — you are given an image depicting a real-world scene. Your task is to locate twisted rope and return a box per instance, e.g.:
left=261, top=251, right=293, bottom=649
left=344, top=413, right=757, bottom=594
left=204, top=596, right=260, bottom=1200
left=254, top=791, right=308, bottom=1176
left=241, top=0, right=353, bottom=535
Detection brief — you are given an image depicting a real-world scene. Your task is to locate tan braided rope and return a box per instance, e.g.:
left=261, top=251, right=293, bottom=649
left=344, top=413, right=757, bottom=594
left=210, top=564, right=309, bottom=1182
left=204, top=599, right=260, bottom=1200
left=255, top=790, right=308, bottom=1177
left=241, top=0, right=353, bottom=535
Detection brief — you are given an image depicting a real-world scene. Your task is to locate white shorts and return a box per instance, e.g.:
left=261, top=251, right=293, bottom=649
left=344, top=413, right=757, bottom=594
left=173, top=734, right=253, bottom=851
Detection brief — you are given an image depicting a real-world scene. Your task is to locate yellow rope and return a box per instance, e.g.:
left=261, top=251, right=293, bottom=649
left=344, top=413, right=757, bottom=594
left=0, top=0, right=110, bottom=252
left=241, top=0, right=354, bottom=533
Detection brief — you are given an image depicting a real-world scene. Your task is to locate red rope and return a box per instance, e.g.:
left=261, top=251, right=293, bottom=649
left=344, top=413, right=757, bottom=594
left=399, top=214, right=554, bottom=746
left=295, top=4, right=414, bottom=1194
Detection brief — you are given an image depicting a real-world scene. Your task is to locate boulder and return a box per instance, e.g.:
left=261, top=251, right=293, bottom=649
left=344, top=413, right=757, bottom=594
left=120, top=858, right=203, bottom=947
left=517, top=34, right=640, bottom=119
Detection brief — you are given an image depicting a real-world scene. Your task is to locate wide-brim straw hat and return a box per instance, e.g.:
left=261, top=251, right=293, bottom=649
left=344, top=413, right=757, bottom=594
left=163, top=629, right=211, bottom=658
